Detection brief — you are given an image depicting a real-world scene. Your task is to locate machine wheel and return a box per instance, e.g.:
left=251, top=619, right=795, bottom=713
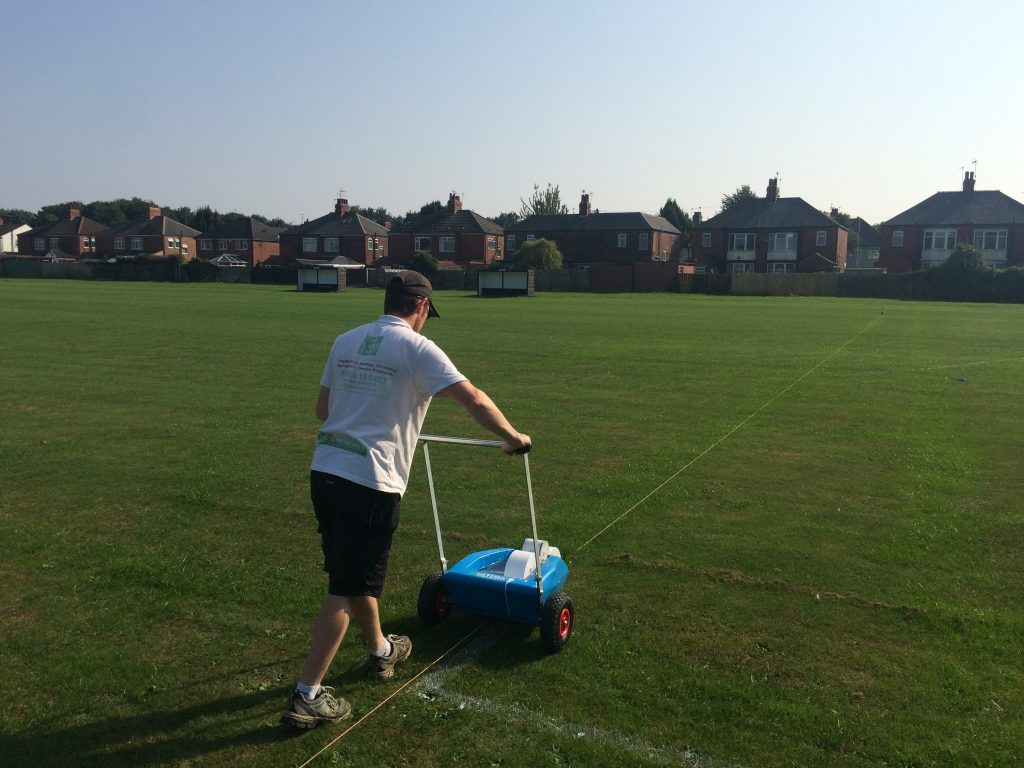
left=540, top=591, right=574, bottom=653
left=417, top=570, right=451, bottom=627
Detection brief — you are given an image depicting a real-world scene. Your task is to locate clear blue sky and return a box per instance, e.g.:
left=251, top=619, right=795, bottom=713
left=4, top=0, right=1022, bottom=225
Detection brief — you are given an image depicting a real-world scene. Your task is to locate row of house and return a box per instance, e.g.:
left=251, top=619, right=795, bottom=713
left=8, top=173, right=1024, bottom=274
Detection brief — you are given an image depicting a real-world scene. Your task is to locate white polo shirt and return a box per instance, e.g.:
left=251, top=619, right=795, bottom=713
left=311, top=315, right=467, bottom=494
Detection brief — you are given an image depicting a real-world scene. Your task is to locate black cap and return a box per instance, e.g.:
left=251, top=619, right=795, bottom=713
left=386, top=270, right=439, bottom=317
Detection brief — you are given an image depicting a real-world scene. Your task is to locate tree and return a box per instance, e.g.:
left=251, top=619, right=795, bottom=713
left=191, top=205, right=223, bottom=232
left=513, top=238, right=563, bottom=270
left=520, top=183, right=568, bottom=218
left=0, top=208, right=37, bottom=226
left=492, top=211, right=520, bottom=228
left=658, top=198, right=692, bottom=243
left=926, top=242, right=993, bottom=301
left=410, top=252, right=440, bottom=282
left=719, top=185, right=757, bottom=213
left=350, top=206, right=395, bottom=227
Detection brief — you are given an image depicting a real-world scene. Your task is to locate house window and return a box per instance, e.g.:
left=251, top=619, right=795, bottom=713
left=728, top=233, right=755, bottom=251
left=638, top=233, right=649, bottom=251
left=303, top=237, right=317, bottom=253
left=414, top=236, right=431, bottom=252
left=200, top=239, right=212, bottom=250
left=526, top=234, right=535, bottom=240
left=34, top=237, right=45, bottom=250
left=770, top=262, right=795, bottom=273
left=439, top=236, right=456, bottom=253
left=891, top=230, right=904, bottom=247
left=815, top=231, right=827, bottom=246
left=923, top=229, right=956, bottom=250
left=487, top=236, right=498, bottom=251
left=114, top=237, right=125, bottom=250
left=130, top=237, right=142, bottom=250
left=50, top=237, right=60, bottom=249
left=236, top=239, right=249, bottom=250
left=218, top=239, right=228, bottom=250
left=617, top=233, right=627, bottom=248
left=181, top=243, right=189, bottom=254
left=973, top=229, right=1007, bottom=251
left=768, top=232, right=797, bottom=251
left=82, top=236, right=95, bottom=250
left=730, top=262, right=755, bottom=273
left=507, top=235, right=516, bottom=251
left=324, top=237, right=339, bottom=252
left=701, top=232, right=711, bottom=248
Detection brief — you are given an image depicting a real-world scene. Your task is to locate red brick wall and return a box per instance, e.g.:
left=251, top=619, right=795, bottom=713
left=878, top=226, right=923, bottom=272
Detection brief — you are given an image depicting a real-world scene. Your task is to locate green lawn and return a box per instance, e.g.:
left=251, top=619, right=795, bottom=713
left=1, top=279, right=1020, bottom=767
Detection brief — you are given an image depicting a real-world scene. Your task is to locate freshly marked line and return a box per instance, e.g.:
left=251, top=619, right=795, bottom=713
left=300, top=316, right=882, bottom=766
left=569, top=316, right=883, bottom=559
left=915, top=356, right=1024, bottom=371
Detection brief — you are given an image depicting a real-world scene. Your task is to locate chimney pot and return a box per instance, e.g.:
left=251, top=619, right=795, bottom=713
left=579, top=193, right=591, bottom=216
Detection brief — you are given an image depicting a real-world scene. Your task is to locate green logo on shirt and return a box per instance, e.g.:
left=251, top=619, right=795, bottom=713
left=359, top=335, right=384, bottom=356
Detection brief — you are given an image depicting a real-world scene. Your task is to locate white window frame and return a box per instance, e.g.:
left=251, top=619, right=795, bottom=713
left=34, top=237, right=45, bottom=250
left=507, top=235, right=516, bottom=251
left=302, top=237, right=317, bottom=253
left=815, top=230, right=827, bottom=247
left=526, top=234, right=535, bottom=241
left=730, top=262, right=755, bottom=273
left=218, top=239, right=228, bottom=250
left=891, top=230, right=904, bottom=247
left=438, top=236, right=456, bottom=253
left=200, top=239, right=212, bottom=250
left=728, top=233, right=755, bottom=252
left=768, top=232, right=797, bottom=252
left=638, top=232, right=649, bottom=251
left=236, top=239, right=249, bottom=250
left=770, top=262, right=795, bottom=273
left=414, top=236, right=431, bottom=252
left=114, top=237, right=125, bottom=250
left=324, top=237, right=340, bottom=253
left=701, top=232, right=712, bottom=248
left=130, top=236, right=143, bottom=250
left=49, top=237, right=60, bottom=249
left=923, top=229, right=956, bottom=251
left=181, top=243, right=189, bottom=254
left=973, top=229, right=1007, bottom=251
left=617, top=233, right=627, bottom=248
left=487, top=236, right=497, bottom=251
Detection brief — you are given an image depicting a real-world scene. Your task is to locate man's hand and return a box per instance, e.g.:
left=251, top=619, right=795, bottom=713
left=502, top=433, right=532, bottom=456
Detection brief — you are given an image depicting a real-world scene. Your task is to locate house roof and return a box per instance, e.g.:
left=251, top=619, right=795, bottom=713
left=849, top=217, right=881, bottom=247
left=107, top=215, right=200, bottom=238
left=507, top=212, right=680, bottom=234
left=282, top=211, right=389, bottom=237
left=197, top=216, right=284, bottom=241
left=697, top=197, right=841, bottom=230
left=392, top=209, right=503, bottom=236
left=24, top=215, right=109, bottom=237
left=1, top=222, right=31, bottom=237
left=883, top=190, right=1024, bottom=226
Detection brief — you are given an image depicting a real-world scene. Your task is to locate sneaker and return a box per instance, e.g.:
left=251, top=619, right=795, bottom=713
left=281, top=686, right=352, bottom=730
left=367, top=634, right=412, bottom=680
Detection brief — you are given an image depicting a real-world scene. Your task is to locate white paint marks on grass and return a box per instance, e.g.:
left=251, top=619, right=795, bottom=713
left=412, top=627, right=747, bottom=768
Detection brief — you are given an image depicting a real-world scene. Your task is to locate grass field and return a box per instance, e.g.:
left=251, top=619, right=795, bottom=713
left=1, top=279, right=1021, bottom=768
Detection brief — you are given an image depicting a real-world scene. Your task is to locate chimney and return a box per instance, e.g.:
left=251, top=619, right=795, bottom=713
left=579, top=193, right=591, bottom=216
left=693, top=211, right=702, bottom=225
left=447, top=192, right=462, bottom=213
left=963, top=171, right=976, bottom=193
left=766, top=177, right=779, bottom=203
left=147, top=205, right=161, bottom=220
left=68, top=206, right=81, bottom=219
left=384, top=221, right=392, bottom=231
left=335, top=198, right=350, bottom=215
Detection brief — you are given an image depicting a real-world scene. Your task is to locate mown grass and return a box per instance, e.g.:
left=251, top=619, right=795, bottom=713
left=0, top=279, right=1020, bottom=767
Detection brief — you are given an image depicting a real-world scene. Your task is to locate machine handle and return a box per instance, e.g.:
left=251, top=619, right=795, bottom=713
left=419, top=434, right=504, bottom=448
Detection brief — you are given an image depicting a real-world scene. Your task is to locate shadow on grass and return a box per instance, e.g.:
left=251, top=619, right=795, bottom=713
left=1, top=685, right=300, bottom=768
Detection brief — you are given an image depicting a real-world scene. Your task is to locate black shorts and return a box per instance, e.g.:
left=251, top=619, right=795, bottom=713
left=310, top=470, right=401, bottom=598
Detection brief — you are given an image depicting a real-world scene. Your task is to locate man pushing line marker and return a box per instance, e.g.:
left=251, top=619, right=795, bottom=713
left=282, top=271, right=531, bottom=730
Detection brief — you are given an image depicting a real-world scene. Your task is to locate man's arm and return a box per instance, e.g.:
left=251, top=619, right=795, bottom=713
left=438, top=380, right=531, bottom=455
left=316, top=386, right=330, bottom=422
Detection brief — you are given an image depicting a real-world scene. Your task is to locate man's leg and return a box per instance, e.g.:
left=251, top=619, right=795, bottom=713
left=345, top=595, right=386, bottom=653
left=298, top=594, right=352, bottom=687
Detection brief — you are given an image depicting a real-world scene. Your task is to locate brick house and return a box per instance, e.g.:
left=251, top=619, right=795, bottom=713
left=388, top=193, right=503, bottom=268
left=505, top=194, right=681, bottom=266
left=689, top=179, right=848, bottom=274
left=96, top=205, right=200, bottom=259
left=877, top=172, right=1024, bottom=272
left=196, top=217, right=284, bottom=266
left=18, top=206, right=108, bottom=258
left=278, top=198, right=389, bottom=266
